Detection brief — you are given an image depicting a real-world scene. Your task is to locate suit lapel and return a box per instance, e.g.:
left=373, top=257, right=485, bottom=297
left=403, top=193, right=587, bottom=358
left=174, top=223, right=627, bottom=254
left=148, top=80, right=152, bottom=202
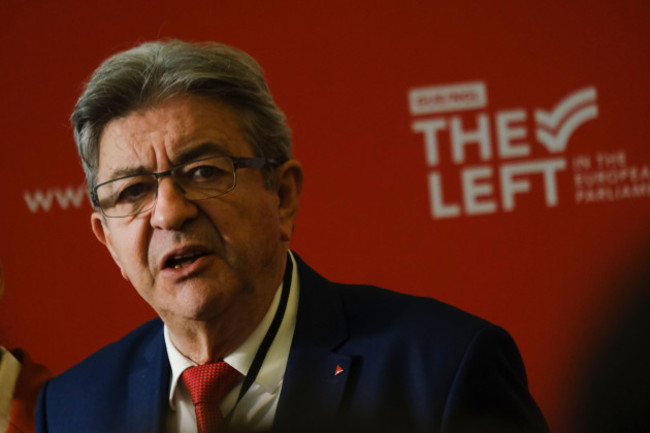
left=127, top=322, right=171, bottom=433
left=273, top=255, right=351, bottom=432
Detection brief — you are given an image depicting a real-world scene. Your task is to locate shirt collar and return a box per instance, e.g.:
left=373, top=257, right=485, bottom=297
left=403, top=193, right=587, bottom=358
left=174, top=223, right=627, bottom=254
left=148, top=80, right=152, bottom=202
left=165, top=251, right=300, bottom=409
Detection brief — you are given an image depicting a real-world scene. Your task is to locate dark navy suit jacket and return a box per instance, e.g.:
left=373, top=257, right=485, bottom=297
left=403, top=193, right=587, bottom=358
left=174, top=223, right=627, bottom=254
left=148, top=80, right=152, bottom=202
left=36, top=255, right=548, bottom=432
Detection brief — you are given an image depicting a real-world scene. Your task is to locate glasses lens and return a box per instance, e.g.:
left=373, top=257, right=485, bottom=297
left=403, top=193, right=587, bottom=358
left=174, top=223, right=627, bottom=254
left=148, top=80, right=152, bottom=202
left=96, top=175, right=157, bottom=217
left=175, top=157, right=236, bottom=200
left=95, top=157, right=237, bottom=217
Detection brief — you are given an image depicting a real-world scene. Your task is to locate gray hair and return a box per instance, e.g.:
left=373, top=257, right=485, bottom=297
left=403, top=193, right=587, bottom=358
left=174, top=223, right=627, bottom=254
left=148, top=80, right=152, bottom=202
left=72, top=40, right=292, bottom=206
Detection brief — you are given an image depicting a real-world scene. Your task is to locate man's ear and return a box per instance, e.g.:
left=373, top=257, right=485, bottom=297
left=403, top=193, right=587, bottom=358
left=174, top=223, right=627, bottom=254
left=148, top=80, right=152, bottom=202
left=275, top=159, right=304, bottom=242
left=91, top=212, right=130, bottom=281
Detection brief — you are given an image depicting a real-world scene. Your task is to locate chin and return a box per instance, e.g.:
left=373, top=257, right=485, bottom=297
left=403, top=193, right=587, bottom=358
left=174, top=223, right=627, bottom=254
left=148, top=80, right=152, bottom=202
left=175, top=290, right=229, bottom=321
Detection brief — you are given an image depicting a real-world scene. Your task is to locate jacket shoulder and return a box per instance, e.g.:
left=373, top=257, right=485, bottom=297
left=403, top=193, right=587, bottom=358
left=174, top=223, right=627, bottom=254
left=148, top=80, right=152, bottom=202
left=42, top=318, right=164, bottom=401
left=297, top=253, right=494, bottom=344
left=59, top=318, right=163, bottom=377
left=36, top=319, right=168, bottom=433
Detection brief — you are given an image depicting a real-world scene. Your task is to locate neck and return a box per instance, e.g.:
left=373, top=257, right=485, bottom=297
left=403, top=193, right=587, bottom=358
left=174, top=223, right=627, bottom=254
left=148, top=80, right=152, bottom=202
left=170, top=323, right=256, bottom=364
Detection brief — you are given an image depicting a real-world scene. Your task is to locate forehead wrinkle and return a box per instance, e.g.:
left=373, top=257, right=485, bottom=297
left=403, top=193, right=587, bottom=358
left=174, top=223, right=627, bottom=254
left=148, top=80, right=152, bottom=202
left=100, top=105, right=178, bottom=178
left=159, top=95, right=254, bottom=158
left=99, top=125, right=160, bottom=181
left=162, top=119, right=249, bottom=163
left=98, top=95, right=256, bottom=182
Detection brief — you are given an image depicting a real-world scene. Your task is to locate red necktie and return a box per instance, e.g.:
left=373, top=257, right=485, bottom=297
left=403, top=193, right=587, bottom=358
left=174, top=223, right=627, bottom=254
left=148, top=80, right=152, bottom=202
left=182, top=362, right=241, bottom=433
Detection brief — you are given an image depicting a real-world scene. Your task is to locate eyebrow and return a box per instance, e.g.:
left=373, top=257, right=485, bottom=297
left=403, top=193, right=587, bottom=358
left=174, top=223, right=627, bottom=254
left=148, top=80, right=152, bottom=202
left=105, top=165, right=150, bottom=181
left=103, top=142, right=231, bottom=181
left=172, top=142, right=230, bottom=165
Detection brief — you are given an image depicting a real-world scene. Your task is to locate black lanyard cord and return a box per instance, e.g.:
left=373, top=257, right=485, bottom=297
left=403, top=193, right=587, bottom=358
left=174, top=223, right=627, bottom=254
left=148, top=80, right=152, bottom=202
left=223, top=252, right=293, bottom=428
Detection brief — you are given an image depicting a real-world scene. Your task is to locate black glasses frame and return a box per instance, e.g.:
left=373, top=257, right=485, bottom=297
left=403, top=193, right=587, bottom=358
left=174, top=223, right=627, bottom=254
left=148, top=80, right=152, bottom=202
left=91, top=155, right=277, bottom=217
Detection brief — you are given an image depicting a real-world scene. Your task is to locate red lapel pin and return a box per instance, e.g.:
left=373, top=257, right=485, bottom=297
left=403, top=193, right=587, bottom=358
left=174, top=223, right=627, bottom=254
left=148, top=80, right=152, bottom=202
left=334, top=365, right=344, bottom=376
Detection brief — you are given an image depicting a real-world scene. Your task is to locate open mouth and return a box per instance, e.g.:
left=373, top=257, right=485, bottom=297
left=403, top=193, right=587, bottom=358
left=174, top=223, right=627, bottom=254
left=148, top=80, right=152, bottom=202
left=164, top=251, right=209, bottom=269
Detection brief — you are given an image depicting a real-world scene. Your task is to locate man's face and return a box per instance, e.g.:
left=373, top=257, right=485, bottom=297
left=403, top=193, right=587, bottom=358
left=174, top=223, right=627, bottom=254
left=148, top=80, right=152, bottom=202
left=91, top=95, right=301, bottom=327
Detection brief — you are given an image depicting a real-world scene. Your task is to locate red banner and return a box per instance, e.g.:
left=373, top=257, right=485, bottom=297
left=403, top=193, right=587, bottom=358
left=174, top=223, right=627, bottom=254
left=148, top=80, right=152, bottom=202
left=1, top=2, right=649, bottom=431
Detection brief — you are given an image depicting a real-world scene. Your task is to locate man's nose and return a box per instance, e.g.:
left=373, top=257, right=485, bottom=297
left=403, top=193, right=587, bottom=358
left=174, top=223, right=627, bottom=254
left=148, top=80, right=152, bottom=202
left=150, top=177, right=198, bottom=230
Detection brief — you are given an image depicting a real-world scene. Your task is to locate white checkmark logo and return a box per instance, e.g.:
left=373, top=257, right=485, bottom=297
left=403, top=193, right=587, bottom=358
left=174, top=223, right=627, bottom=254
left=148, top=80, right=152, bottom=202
left=535, top=87, right=598, bottom=153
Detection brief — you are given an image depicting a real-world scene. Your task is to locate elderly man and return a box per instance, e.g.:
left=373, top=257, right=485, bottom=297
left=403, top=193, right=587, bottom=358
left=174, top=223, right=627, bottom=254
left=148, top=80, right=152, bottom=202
left=35, top=40, right=547, bottom=433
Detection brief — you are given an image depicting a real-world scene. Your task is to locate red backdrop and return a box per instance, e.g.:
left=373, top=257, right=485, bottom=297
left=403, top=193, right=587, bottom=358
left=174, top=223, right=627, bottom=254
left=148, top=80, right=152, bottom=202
left=1, top=1, right=649, bottom=431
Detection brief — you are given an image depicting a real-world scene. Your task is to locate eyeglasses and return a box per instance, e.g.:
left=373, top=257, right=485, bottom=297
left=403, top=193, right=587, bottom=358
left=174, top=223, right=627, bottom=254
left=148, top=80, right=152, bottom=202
left=92, top=155, right=276, bottom=218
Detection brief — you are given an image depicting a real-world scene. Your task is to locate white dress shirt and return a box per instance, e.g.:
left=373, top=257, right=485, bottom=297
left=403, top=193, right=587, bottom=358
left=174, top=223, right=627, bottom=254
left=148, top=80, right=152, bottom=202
left=0, top=346, right=21, bottom=433
left=164, top=252, right=300, bottom=433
